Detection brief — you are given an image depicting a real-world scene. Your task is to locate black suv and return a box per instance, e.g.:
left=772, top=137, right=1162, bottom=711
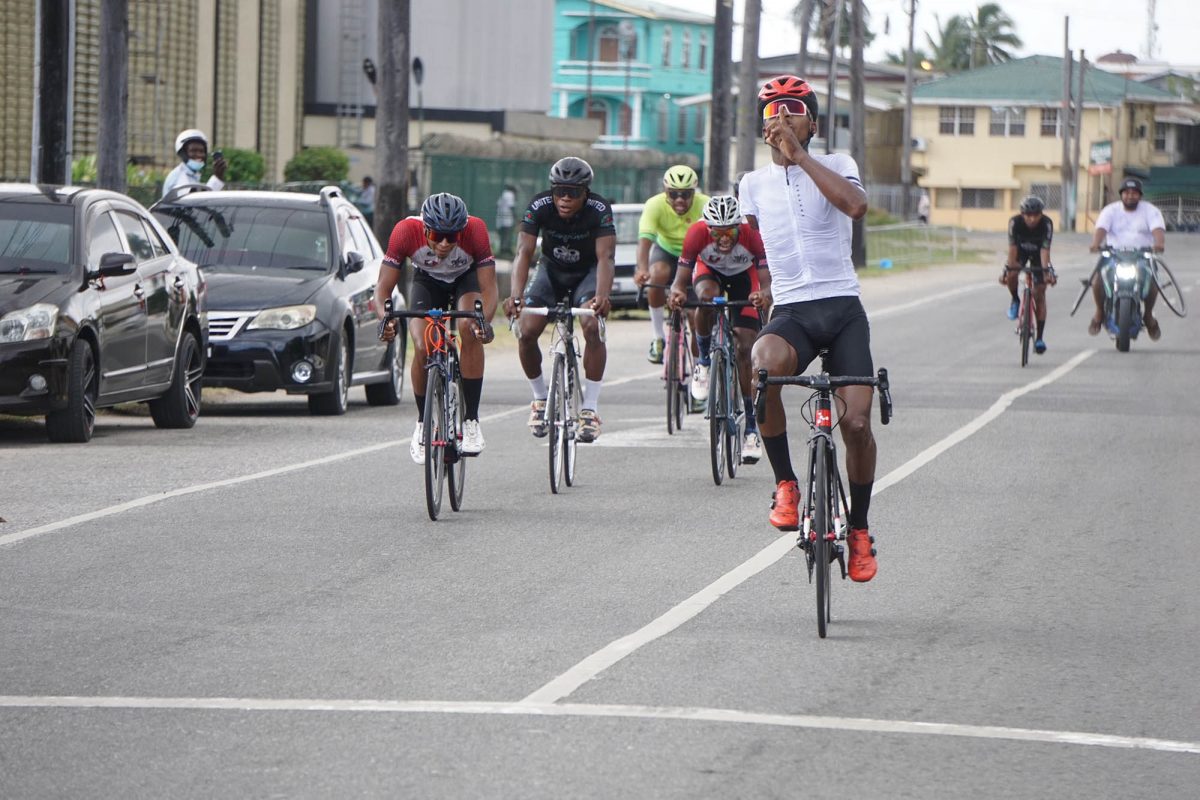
left=152, top=186, right=406, bottom=415
left=0, top=183, right=207, bottom=442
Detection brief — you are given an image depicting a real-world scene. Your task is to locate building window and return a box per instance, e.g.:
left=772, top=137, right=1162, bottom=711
left=961, top=188, right=996, bottom=208
left=1029, top=183, right=1062, bottom=210
left=989, top=107, right=1025, bottom=136
left=618, top=102, right=632, bottom=137
left=939, top=106, right=975, bottom=135
left=699, top=33, right=708, bottom=70
left=587, top=99, right=608, bottom=134
left=598, top=26, right=620, bottom=62
left=661, top=27, right=671, bottom=67
left=1155, top=121, right=1168, bottom=151
left=657, top=98, right=670, bottom=141
left=695, top=106, right=705, bottom=140
left=681, top=29, right=691, bottom=68
left=1040, top=108, right=1062, bottom=137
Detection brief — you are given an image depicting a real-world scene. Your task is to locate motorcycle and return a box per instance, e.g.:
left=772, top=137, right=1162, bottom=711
left=1071, top=248, right=1187, bottom=352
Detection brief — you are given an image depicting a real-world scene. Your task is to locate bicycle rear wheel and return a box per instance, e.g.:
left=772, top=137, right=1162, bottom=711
left=666, top=320, right=682, bottom=434
left=708, top=350, right=726, bottom=486
left=548, top=353, right=567, bottom=494
left=564, top=353, right=580, bottom=487
left=1019, top=287, right=1032, bottom=367
left=447, top=374, right=466, bottom=512
left=423, top=368, right=447, bottom=521
left=813, top=440, right=831, bottom=638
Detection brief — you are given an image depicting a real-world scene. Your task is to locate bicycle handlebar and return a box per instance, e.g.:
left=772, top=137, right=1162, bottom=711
left=379, top=299, right=489, bottom=341
left=518, top=305, right=597, bottom=319
left=753, top=367, right=892, bottom=427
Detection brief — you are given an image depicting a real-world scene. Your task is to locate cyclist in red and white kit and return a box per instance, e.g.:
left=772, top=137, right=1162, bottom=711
left=668, top=195, right=771, bottom=464
left=374, top=193, right=497, bottom=464
left=740, top=75, right=879, bottom=583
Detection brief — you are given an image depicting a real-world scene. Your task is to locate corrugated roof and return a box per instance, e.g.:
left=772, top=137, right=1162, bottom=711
left=913, top=55, right=1180, bottom=105
left=590, top=0, right=713, bottom=24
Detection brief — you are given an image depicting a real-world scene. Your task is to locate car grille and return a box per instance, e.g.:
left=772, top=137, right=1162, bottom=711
left=208, top=311, right=256, bottom=341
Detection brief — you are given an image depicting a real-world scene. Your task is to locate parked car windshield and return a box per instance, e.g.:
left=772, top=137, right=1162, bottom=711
left=613, top=208, right=641, bottom=244
left=0, top=202, right=73, bottom=274
left=155, top=204, right=331, bottom=271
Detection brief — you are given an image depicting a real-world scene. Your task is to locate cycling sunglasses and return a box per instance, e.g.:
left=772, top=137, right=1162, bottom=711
left=667, top=189, right=695, bottom=201
left=551, top=185, right=585, bottom=199
left=709, top=225, right=738, bottom=238
left=762, top=97, right=810, bottom=120
left=424, top=227, right=459, bottom=244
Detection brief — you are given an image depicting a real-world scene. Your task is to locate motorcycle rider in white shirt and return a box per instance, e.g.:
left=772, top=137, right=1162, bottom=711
left=1087, top=177, right=1166, bottom=339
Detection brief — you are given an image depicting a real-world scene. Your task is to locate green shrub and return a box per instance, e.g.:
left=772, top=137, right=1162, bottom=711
left=217, top=148, right=266, bottom=183
left=284, top=147, right=349, bottom=182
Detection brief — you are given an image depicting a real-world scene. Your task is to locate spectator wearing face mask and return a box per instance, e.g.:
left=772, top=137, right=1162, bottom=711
left=162, top=129, right=227, bottom=198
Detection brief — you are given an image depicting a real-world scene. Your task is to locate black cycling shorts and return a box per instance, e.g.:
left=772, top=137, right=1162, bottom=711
left=759, top=295, right=873, bottom=377
left=1014, top=253, right=1049, bottom=285
left=524, top=259, right=598, bottom=308
left=410, top=268, right=481, bottom=312
left=693, top=268, right=762, bottom=331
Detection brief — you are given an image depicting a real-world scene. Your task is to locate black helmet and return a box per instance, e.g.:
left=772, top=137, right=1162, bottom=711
left=549, top=157, right=593, bottom=187
left=1119, top=177, right=1143, bottom=194
left=1019, top=195, right=1045, bottom=214
left=420, top=193, right=469, bottom=232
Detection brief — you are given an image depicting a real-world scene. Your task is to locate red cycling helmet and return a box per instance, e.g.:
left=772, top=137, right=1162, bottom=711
left=757, top=75, right=819, bottom=119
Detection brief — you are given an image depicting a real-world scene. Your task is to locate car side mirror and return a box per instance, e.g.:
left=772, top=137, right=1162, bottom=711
left=342, top=251, right=365, bottom=277
left=91, top=252, right=136, bottom=279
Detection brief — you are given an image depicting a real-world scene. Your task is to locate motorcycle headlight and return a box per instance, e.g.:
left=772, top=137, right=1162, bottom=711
left=0, top=303, right=58, bottom=343
left=1114, top=263, right=1139, bottom=281
left=247, top=305, right=318, bottom=331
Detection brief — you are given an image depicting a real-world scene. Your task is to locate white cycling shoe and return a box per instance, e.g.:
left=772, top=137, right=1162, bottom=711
left=410, top=420, right=425, bottom=465
left=742, top=430, right=762, bottom=464
left=691, top=363, right=710, bottom=401
left=462, top=419, right=485, bottom=455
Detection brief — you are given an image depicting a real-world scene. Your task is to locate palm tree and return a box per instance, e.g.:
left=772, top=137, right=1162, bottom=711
left=792, top=0, right=874, bottom=58
left=926, top=13, right=972, bottom=72
left=964, top=3, right=1023, bottom=68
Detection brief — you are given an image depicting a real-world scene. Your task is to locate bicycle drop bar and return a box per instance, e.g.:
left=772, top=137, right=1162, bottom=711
left=753, top=367, right=893, bottom=426
left=380, top=299, right=487, bottom=339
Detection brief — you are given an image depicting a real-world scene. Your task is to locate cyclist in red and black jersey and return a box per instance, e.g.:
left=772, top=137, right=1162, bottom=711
left=1003, top=195, right=1057, bottom=354
left=668, top=195, right=771, bottom=463
left=504, top=157, right=615, bottom=443
left=375, top=193, right=497, bottom=464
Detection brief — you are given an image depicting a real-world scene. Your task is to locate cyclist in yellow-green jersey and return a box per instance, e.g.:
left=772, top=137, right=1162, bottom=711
left=633, top=165, right=709, bottom=364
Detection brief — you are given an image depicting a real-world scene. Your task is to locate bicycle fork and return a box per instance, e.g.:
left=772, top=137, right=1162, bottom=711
left=801, top=409, right=849, bottom=582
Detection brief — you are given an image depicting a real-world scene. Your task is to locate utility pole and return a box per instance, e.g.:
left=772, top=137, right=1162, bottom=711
left=375, top=0, right=411, bottom=245
left=735, top=0, right=761, bottom=176
left=849, top=0, right=866, bottom=267
left=900, top=0, right=916, bottom=219
left=824, top=0, right=843, bottom=155
left=1060, top=18, right=1074, bottom=231
left=709, top=0, right=734, bottom=192
left=37, top=0, right=73, bottom=184
left=97, top=0, right=128, bottom=191
left=1071, top=50, right=1086, bottom=231
left=796, top=0, right=815, bottom=77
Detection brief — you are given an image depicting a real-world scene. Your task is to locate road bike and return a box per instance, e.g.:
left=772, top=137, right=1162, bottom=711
left=682, top=296, right=761, bottom=485
left=382, top=300, right=486, bottom=521
left=516, top=300, right=603, bottom=494
left=1004, top=264, right=1051, bottom=367
left=754, top=354, right=893, bottom=638
left=642, top=283, right=695, bottom=434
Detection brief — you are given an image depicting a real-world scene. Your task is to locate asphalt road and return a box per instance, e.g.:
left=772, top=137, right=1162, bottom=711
left=2, top=232, right=1198, bottom=798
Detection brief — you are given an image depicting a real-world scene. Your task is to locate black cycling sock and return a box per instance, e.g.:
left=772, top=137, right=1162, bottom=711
left=1010, top=289, right=1020, bottom=302
left=697, top=335, right=712, bottom=364
left=1037, top=320, right=1045, bottom=339
left=744, top=395, right=756, bottom=432
left=414, top=393, right=425, bottom=422
left=462, top=377, right=483, bottom=420
left=849, top=481, right=872, bottom=529
left=762, top=433, right=797, bottom=484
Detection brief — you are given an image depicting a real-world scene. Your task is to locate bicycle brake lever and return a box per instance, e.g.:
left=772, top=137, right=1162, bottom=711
left=753, top=368, right=769, bottom=426
left=877, top=368, right=893, bottom=425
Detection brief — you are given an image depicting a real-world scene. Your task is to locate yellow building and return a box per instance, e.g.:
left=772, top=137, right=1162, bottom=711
left=911, top=55, right=1179, bottom=231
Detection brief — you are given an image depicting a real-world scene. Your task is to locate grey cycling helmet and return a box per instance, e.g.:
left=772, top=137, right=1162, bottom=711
left=702, top=195, right=741, bottom=227
left=549, top=156, right=593, bottom=186
left=420, top=192, right=469, bottom=232
left=1019, top=195, right=1045, bottom=214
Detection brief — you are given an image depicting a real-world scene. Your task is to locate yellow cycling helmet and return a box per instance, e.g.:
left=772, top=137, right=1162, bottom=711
left=663, top=165, right=698, bottom=191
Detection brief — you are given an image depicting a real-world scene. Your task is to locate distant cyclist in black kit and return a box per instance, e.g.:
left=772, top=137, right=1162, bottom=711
left=1002, top=195, right=1057, bottom=354
left=504, top=157, right=616, bottom=443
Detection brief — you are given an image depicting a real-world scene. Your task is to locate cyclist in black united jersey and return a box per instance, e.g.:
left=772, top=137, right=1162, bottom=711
left=504, top=157, right=616, bottom=442
left=1002, top=195, right=1057, bottom=354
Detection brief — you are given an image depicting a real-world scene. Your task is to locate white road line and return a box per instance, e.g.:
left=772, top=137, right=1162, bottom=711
left=522, top=349, right=1098, bottom=705
left=0, top=695, right=1194, bottom=755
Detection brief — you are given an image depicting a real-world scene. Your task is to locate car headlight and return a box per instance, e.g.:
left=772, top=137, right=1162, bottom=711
left=247, top=305, right=318, bottom=330
left=1114, top=263, right=1139, bottom=281
left=0, top=303, right=58, bottom=343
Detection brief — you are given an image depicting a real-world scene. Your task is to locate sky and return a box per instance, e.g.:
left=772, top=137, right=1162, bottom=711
left=654, top=0, right=1200, bottom=67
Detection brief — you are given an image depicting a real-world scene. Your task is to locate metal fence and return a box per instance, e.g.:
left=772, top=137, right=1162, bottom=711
left=867, top=184, right=925, bottom=221
left=1150, top=194, right=1200, bottom=232
left=864, top=222, right=961, bottom=267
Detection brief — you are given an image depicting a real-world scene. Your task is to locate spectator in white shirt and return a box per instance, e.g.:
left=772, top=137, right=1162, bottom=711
left=161, top=129, right=227, bottom=199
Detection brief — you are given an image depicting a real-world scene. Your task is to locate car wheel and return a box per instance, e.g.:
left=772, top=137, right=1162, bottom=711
left=309, top=332, right=350, bottom=415
left=149, top=331, right=203, bottom=429
left=46, top=340, right=98, bottom=443
left=365, top=324, right=405, bottom=406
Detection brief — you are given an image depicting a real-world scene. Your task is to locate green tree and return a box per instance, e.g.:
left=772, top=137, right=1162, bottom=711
left=926, top=13, right=972, bottom=72
left=925, top=4, right=1022, bottom=72
left=791, top=0, right=875, bottom=55
left=222, top=148, right=267, bottom=184
left=284, top=146, right=350, bottom=182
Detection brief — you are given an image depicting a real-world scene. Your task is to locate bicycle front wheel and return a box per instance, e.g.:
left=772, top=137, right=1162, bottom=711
left=726, top=345, right=743, bottom=479
left=548, top=353, right=567, bottom=494
left=666, top=322, right=682, bottom=434
left=1019, top=288, right=1032, bottom=367
left=564, top=353, right=580, bottom=487
left=813, top=441, right=832, bottom=638
left=709, top=350, right=726, bottom=486
left=423, top=368, right=447, bottom=521
left=447, top=374, right=466, bottom=512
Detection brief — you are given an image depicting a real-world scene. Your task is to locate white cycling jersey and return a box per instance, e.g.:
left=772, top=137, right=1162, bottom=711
left=738, top=156, right=862, bottom=304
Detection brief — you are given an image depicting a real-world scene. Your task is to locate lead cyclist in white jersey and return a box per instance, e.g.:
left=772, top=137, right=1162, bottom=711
left=739, top=75, right=879, bottom=584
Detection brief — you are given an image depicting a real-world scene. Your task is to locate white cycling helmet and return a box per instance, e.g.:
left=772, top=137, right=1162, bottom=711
left=174, top=129, right=209, bottom=155
left=702, top=195, right=741, bottom=227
